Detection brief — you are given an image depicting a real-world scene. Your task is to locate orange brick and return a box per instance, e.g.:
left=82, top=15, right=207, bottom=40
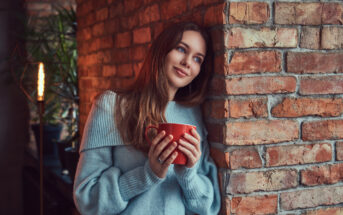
left=301, top=163, right=343, bottom=186
left=266, top=143, right=332, bottom=167
left=300, top=76, right=343, bottom=95
left=302, top=120, right=343, bottom=141
left=229, top=2, right=269, bottom=24
left=229, top=97, right=268, bottom=119
left=133, top=27, right=151, bottom=44
left=287, top=52, right=343, bottom=74
left=210, top=147, right=229, bottom=168
left=272, top=97, right=343, bottom=117
left=204, top=3, right=226, bottom=25
left=226, top=76, right=296, bottom=95
left=228, top=51, right=281, bottom=75
left=231, top=195, right=277, bottom=214
left=225, top=120, right=299, bottom=145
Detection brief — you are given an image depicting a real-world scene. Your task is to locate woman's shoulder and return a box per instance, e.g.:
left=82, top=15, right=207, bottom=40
left=93, top=90, right=117, bottom=111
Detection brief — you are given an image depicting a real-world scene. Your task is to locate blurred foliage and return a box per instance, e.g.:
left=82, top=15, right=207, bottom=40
left=10, top=6, right=79, bottom=141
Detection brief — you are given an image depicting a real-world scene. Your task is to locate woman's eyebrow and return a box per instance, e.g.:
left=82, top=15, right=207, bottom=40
left=179, top=41, right=205, bottom=58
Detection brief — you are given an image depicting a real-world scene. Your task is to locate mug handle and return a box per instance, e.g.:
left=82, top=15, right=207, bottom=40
left=145, top=125, right=159, bottom=145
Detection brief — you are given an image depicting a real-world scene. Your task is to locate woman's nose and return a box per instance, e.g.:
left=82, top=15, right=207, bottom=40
left=180, top=55, right=191, bottom=68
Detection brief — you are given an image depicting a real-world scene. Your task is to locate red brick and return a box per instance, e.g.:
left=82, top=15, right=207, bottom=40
left=105, top=18, right=120, bottom=34
left=189, top=0, right=222, bottom=8
left=102, top=65, right=116, bottom=77
left=77, top=1, right=93, bottom=16
left=112, top=49, right=130, bottom=63
left=92, top=22, right=105, bottom=37
left=228, top=51, right=281, bottom=75
left=302, top=120, right=343, bottom=141
left=321, top=27, right=343, bottom=49
left=226, top=76, right=296, bottom=95
left=115, top=32, right=132, bottom=48
left=229, top=2, right=269, bottom=24
left=225, top=120, right=299, bottom=146
left=231, top=195, right=277, bottom=215
left=130, top=45, right=147, bottom=61
left=79, top=78, right=93, bottom=89
left=303, top=207, right=343, bottom=215
left=92, top=77, right=111, bottom=90
left=275, top=3, right=322, bottom=25
left=139, top=4, right=160, bottom=25
left=133, top=27, right=151, bottom=44
left=109, top=2, right=123, bottom=18
left=229, top=97, right=268, bottom=119
left=227, top=27, right=298, bottom=48
left=93, top=0, right=107, bottom=10
left=337, top=142, right=343, bottom=161
left=124, top=0, right=143, bottom=14
left=83, top=12, right=97, bottom=27
left=266, top=143, right=332, bottom=167
left=116, top=64, right=133, bottom=78
left=97, top=50, right=112, bottom=63
left=210, top=147, right=229, bottom=168
left=280, top=186, right=343, bottom=210
left=210, top=28, right=225, bottom=52
left=95, top=8, right=108, bottom=22
left=300, top=27, right=320, bottom=49
left=300, top=76, right=343, bottom=95
left=322, top=3, right=343, bottom=24
left=100, top=36, right=113, bottom=49
left=301, top=163, right=343, bottom=186
left=228, top=169, right=298, bottom=194
left=78, top=27, right=92, bottom=41
left=121, top=13, right=139, bottom=30
left=230, top=147, right=262, bottom=169
left=204, top=99, right=228, bottom=119
left=204, top=3, right=227, bottom=25
left=89, top=38, right=100, bottom=52
left=287, top=52, right=343, bottom=74
left=86, top=65, right=102, bottom=77
left=272, top=97, right=343, bottom=117
left=209, top=77, right=226, bottom=95
left=213, top=53, right=229, bottom=75
left=220, top=197, right=230, bottom=215
left=160, top=0, right=187, bottom=20
left=207, top=123, right=224, bottom=143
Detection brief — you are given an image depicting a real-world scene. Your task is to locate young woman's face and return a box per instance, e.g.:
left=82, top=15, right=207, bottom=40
left=164, top=30, right=206, bottom=97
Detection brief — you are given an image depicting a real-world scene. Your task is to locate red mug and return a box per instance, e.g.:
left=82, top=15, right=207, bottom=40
left=145, top=123, right=196, bottom=165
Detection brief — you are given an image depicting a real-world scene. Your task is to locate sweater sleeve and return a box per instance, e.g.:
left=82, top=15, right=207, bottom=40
left=174, top=129, right=221, bottom=215
left=73, top=91, right=164, bottom=215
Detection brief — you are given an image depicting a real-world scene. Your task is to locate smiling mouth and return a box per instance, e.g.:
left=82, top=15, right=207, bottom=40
left=174, top=67, right=188, bottom=77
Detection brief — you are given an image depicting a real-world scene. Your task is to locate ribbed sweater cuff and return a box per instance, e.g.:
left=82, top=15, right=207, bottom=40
left=144, top=160, right=165, bottom=183
left=174, top=166, right=203, bottom=199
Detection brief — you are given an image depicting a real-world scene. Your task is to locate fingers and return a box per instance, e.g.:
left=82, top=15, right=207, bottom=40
left=159, top=141, right=177, bottom=163
left=154, top=134, right=173, bottom=156
left=178, top=138, right=198, bottom=157
left=163, top=151, right=178, bottom=166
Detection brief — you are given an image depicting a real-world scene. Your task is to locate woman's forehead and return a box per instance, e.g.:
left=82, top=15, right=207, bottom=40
left=179, top=30, right=206, bottom=56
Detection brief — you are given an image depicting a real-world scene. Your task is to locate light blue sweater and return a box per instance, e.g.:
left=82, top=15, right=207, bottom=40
left=73, top=90, right=221, bottom=215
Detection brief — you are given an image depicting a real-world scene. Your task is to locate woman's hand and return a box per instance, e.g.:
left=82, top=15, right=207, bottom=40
left=148, top=130, right=178, bottom=179
left=176, top=128, right=201, bottom=168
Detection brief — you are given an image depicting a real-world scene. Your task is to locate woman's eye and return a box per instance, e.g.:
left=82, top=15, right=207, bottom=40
left=194, top=56, right=202, bottom=64
left=176, top=46, right=186, bottom=53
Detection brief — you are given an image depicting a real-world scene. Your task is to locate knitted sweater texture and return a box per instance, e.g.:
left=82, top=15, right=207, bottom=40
left=73, top=90, right=221, bottom=215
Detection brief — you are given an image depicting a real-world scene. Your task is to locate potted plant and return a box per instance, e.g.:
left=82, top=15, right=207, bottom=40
left=10, top=5, right=79, bottom=169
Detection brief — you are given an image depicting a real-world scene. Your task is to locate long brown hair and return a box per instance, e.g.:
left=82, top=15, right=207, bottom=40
left=114, top=22, right=213, bottom=153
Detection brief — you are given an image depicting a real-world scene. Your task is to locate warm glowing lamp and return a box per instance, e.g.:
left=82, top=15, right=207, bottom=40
left=37, top=62, right=45, bottom=101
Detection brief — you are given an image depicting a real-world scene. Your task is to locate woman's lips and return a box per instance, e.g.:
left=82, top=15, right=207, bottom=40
left=174, top=67, right=188, bottom=77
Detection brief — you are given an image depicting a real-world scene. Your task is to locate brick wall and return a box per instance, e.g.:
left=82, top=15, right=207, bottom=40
left=76, top=0, right=343, bottom=214
left=207, top=1, right=343, bottom=215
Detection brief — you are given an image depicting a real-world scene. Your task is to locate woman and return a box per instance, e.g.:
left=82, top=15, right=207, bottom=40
left=73, top=22, right=221, bottom=215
